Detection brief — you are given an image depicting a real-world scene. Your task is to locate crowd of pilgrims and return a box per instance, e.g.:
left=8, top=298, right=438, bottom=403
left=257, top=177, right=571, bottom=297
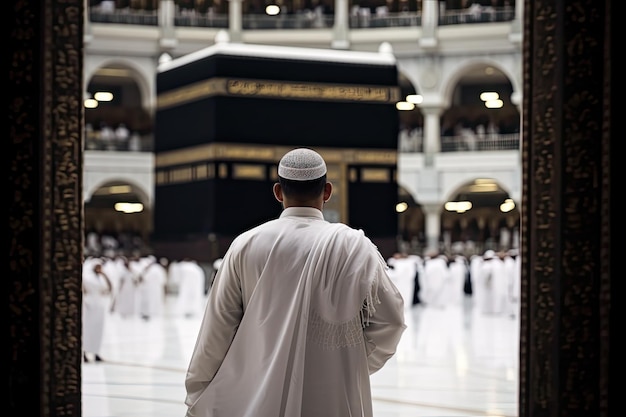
left=81, top=248, right=520, bottom=363
left=81, top=253, right=213, bottom=362
left=386, top=248, right=521, bottom=317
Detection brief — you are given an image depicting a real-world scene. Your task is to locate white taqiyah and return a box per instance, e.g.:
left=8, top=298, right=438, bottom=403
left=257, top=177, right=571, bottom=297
left=278, top=148, right=327, bottom=181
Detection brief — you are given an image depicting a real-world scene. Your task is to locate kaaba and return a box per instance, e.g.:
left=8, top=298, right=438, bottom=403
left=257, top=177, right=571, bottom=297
left=153, top=42, right=401, bottom=261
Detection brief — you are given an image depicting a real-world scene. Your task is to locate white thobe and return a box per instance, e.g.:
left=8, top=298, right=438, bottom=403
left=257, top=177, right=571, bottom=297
left=421, top=256, right=450, bottom=308
left=175, top=260, right=207, bottom=317
left=478, top=257, right=507, bottom=314
left=447, top=256, right=468, bottom=306
left=185, top=207, right=406, bottom=417
left=114, top=263, right=138, bottom=318
left=387, top=255, right=418, bottom=309
left=82, top=263, right=112, bottom=355
left=137, top=261, right=167, bottom=319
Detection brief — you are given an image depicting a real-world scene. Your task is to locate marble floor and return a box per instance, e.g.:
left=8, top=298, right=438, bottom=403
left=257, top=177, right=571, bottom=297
left=82, top=295, right=520, bottom=417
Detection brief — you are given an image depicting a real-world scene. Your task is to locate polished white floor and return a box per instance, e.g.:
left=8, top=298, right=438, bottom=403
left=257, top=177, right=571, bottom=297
left=82, top=294, right=519, bottom=417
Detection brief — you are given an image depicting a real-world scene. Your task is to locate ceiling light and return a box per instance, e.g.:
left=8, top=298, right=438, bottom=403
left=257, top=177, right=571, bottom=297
left=94, top=91, right=114, bottom=102
left=480, top=92, right=499, bottom=101
left=265, top=5, right=280, bottom=15
left=108, top=185, right=132, bottom=194
left=114, top=202, right=144, bottom=213
left=485, top=99, right=504, bottom=109
left=406, top=94, right=423, bottom=104
left=396, top=202, right=409, bottom=213
left=396, top=101, right=415, bottom=111
left=444, top=201, right=472, bottom=213
left=468, top=183, right=498, bottom=192
left=84, top=98, right=98, bottom=108
left=500, top=198, right=516, bottom=213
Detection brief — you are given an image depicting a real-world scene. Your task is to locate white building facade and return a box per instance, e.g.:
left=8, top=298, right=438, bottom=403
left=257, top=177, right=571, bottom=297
left=83, top=0, right=523, bottom=255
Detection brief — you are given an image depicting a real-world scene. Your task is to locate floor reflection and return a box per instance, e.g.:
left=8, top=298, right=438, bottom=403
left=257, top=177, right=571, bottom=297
left=83, top=295, right=519, bottom=417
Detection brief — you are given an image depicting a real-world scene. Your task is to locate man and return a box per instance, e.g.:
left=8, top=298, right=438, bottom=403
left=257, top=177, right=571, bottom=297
left=184, top=148, right=406, bottom=417
left=82, top=258, right=113, bottom=362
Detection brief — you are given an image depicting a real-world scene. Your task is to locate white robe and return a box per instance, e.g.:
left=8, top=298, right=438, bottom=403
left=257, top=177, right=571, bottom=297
left=82, top=262, right=112, bottom=355
left=387, top=255, right=418, bottom=308
left=185, top=207, right=406, bottom=417
left=478, top=257, right=507, bottom=314
left=447, top=256, right=468, bottom=307
left=174, top=260, right=207, bottom=317
left=114, top=262, right=138, bottom=318
left=421, top=256, right=450, bottom=308
left=137, top=261, right=167, bottom=319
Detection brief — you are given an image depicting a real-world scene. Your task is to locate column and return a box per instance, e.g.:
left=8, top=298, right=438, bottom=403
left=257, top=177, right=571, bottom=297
left=159, top=0, right=177, bottom=49
left=509, top=0, right=523, bottom=43
left=228, top=0, right=243, bottom=43
left=84, top=0, right=93, bottom=44
left=422, top=203, right=441, bottom=252
left=332, top=0, right=350, bottom=49
left=419, top=0, right=438, bottom=48
left=421, top=106, right=443, bottom=163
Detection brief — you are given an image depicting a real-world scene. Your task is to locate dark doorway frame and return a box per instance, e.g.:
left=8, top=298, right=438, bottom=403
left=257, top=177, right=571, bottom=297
left=9, top=0, right=614, bottom=416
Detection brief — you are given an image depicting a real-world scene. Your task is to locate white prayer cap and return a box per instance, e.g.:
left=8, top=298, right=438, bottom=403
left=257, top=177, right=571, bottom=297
left=483, top=250, right=496, bottom=259
left=278, top=148, right=327, bottom=181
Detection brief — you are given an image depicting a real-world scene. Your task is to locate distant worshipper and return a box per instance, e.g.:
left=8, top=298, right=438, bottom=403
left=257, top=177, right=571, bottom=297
left=184, top=147, right=406, bottom=417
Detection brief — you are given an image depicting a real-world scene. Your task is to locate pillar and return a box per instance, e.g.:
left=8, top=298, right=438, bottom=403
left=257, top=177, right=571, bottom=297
left=422, top=203, right=441, bottom=252
left=159, top=0, right=177, bottom=49
left=419, top=0, right=438, bottom=48
left=421, top=106, right=443, bottom=163
left=332, top=0, right=350, bottom=49
left=228, top=0, right=243, bottom=43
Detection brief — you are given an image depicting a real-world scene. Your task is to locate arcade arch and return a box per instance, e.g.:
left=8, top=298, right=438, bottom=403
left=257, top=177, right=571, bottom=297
left=440, top=178, right=519, bottom=253
left=84, top=179, right=152, bottom=255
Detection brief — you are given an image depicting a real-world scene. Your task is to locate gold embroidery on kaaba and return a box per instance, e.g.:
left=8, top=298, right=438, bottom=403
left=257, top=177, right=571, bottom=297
left=214, top=146, right=274, bottom=160
left=157, top=78, right=229, bottom=109
left=155, top=144, right=214, bottom=167
left=352, top=151, right=397, bottom=164
left=156, top=170, right=168, bottom=185
left=361, top=168, right=390, bottom=182
left=218, top=163, right=228, bottom=179
left=195, top=164, right=212, bottom=179
left=233, top=164, right=266, bottom=180
left=171, top=167, right=193, bottom=183
left=157, top=77, right=401, bottom=109
left=349, top=168, right=358, bottom=182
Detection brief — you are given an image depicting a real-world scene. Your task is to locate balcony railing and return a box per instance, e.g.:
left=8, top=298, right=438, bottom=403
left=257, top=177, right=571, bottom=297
left=88, top=6, right=514, bottom=29
left=84, top=132, right=518, bottom=154
left=85, top=133, right=154, bottom=152
left=399, top=132, right=520, bottom=153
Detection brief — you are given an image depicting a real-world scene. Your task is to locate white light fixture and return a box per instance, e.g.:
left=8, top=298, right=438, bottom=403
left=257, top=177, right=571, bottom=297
left=396, top=101, right=415, bottom=111
left=406, top=94, right=423, bottom=104
left=479, top=91, right=499, bottom=101
left=94, top=91, right=114, bottom=102
left=265, top=4, right=280, bottom=15
left=84, top=98, right=98, bottom=109
left=485, top=99, right=504, bottom=109
left=444, top=201, right=472, bottom=213
left=468, top=182, right=498, bottom=192
left=107, top=185, right=132, bottom=194
left=114, top=202, right=144, bottom=213
left=396, top=202, right=409, bottom=213
left=500, top=198, right=515, bottom=213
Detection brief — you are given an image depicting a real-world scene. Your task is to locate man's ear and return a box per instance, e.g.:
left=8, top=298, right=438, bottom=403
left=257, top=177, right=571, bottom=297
left=273, top=183, right=283, bottom=202
left=323, top=182, right=333, bottom=203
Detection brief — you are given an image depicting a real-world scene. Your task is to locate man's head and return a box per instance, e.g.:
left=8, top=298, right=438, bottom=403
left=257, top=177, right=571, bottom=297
left=274, top=148, right=332, bottom=209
